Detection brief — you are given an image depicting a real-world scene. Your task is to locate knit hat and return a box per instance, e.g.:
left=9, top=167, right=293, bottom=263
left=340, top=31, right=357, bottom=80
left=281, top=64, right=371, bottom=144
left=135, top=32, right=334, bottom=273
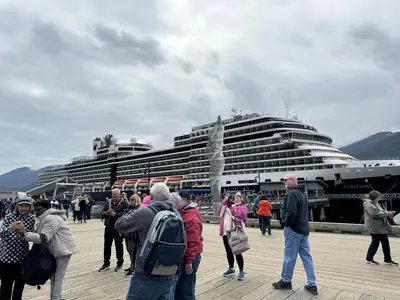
left=16, top=192, right=33, bottom=206
left=178, top=190, right=190, bottom=201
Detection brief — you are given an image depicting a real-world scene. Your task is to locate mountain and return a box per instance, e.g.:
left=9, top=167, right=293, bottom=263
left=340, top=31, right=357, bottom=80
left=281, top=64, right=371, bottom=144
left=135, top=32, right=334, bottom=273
left=340, top=131, right=400, bottom=159
left=0, top=166, right=55, bottom=192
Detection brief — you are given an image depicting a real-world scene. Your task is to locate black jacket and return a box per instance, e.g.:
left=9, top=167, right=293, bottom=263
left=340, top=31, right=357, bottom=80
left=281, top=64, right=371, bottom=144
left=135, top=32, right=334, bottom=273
left=280, top=185, right=310, bottom=236
left=101, top=199, right=129, bottom=230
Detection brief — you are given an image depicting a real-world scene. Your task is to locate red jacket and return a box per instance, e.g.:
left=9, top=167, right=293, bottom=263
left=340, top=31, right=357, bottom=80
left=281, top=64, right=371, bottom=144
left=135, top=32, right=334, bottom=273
left=181, top=203, right=203, bottom=264
left=257, top=200, right=272, bottom=217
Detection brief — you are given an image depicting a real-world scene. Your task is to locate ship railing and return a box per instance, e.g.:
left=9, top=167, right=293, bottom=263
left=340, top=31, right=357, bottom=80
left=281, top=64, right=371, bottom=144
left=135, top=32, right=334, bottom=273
left=325, top=193, right=400, bottom=199
left=357, top=157, right=400, bottom=161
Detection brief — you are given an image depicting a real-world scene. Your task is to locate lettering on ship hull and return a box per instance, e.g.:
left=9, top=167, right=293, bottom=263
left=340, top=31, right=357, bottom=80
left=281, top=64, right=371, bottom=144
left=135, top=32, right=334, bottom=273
left=343, top=184, right=370, bottom=189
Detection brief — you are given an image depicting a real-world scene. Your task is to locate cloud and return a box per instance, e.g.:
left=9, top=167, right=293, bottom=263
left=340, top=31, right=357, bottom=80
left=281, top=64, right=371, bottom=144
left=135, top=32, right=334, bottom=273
left=1, top=0, right=400, bottom=174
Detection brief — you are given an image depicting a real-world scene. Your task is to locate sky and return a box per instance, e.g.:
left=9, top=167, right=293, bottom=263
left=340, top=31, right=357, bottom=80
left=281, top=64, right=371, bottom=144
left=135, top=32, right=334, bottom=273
left=1, top=0, right=400, bottom=174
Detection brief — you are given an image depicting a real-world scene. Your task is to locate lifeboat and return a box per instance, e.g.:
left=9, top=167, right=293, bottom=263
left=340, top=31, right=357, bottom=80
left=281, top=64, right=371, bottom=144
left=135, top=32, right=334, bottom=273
left=137, top=179, right=149, bottom=185
left=124, top=180, right=137, bottom=187
left=167, top=176, right=183, bottom=184
left=112, top=180, right=125, bottom=188
left=151, top=178, right=167, bottom=184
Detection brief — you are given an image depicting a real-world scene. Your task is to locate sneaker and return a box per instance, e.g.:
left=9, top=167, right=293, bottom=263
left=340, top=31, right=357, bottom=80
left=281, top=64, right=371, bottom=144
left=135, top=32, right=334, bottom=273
left=384, top=260, right=399, bottom=266
left=125, top=270, right=134, bottom=276
left=305, top=285, right=318, bottom=295
left=272, top=279, right=292, bottom=290
left=223, top=268, right=235, bottom=277
left=124, top=267, right=131, bottom=272
left=365, top=259, right=379, bottom=265
left=237, top=270, right=245, bottom=281
left=115, top=263, right=123, bottom=272
left=98, top=263, right=110, bottom=272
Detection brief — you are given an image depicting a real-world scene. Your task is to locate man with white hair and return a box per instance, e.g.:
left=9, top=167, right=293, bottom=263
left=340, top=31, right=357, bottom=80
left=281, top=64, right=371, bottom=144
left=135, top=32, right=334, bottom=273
left=98, top=188, right=129, bottom=272
left=272, top=174, right=318, bottom=295
left=116, top=183, right=185, bottom=299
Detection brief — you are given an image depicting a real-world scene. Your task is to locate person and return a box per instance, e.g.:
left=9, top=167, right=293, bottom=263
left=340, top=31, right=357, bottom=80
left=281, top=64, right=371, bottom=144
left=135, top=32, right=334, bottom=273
left=218, top=192, right=247, bottom=281
left=254, top=191, right=262, bottom=218
left=140, top=195, right=151, bottom=208
left=79, top=196, right=89, bottom=223
left=124, top=192, right=142, bottom=276
left=115, top=183, right=183, bottom=300
left=0, top=194, right=35, bottom=300
left=22, top=200, right=78, bottom=300
left=257, top=195, right=272, bottom=235
left=71, top=196, right=81, bottom=223
left=173, top=190, right=203, bottom=300
left=98, top=188, right=129, bottom=272
left=272, top=174, right=318, bottom=295
left=364, top=190, right=398, bottom=266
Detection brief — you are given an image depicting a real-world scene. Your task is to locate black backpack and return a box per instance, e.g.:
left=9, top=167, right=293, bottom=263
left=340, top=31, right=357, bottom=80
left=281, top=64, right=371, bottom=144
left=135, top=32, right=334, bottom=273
left=22, top=242, right=57, bottom=290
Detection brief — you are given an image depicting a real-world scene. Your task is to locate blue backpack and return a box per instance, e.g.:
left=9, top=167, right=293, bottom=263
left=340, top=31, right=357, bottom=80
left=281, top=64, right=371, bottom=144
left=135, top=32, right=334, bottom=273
left=138, top=205, right=186, bottom=276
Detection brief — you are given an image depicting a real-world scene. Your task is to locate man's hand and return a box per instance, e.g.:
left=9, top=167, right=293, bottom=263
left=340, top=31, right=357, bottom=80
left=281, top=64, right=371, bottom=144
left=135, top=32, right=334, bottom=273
left=185, top=263, right=193, bottom=275
left=110, top=211, right=116, bottom=217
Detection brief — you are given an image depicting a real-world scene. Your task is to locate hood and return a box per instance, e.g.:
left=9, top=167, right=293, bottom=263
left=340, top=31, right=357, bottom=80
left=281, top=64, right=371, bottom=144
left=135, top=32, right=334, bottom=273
left=140, top=196, right=151, bottom=208
left=363, top=199, right=375, bottom=207
left=38, top=208, right=67, bottom=221
left=148, top=200, right=175, bottom=211
left=183, top=202, right=198, bottom=211
left=291, top=185, right=306, bottom=193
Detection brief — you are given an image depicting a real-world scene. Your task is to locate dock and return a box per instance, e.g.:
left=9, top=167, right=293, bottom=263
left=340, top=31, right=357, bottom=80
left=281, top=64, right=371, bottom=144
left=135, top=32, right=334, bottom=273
left=23, top=220, right=400, bottom=300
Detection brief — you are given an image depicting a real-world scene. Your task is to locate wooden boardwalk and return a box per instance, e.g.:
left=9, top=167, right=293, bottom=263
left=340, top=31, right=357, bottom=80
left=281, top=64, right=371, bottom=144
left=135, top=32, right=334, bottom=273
left=23, top=220, right=400, bottom=300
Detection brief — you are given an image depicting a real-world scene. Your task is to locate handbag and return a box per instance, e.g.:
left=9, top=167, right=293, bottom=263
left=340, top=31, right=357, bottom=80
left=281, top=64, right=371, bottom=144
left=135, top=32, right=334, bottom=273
left=227, top=208, right=250, bottom=255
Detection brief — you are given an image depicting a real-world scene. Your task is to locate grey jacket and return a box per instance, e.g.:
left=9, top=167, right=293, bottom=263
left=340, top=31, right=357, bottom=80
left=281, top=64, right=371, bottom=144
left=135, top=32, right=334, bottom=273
left=363, top=200, right=391, bottom=234
left=115, top=200, right=175, bottom=275
left=25, top=209, right=79, bottom=258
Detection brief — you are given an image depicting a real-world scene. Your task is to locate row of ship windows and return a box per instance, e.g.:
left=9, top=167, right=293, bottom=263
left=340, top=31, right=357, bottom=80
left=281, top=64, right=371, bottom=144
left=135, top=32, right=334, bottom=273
left=118, top=158, right=325, bottom=178
left=174, top=123, right=315, bottom=146
left=282, top=132, right=332, bottom=144
left=117, top=170, right=191, bottom=181
left=191, top=146, right=303, bottom=162
left=189, top=154, right=315, bottom=168
left=46, top=156, right=324, bottom=180
left=119, top=139, right=288, bottom=170
left=183, top=159, right=324, bottom=174
left=185, top=165, right=335, bottom=180
left=117, top=145, right=303, bottom=171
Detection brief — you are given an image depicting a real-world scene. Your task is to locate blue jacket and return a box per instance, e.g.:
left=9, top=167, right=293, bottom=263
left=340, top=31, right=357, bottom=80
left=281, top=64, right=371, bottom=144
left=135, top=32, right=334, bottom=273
left=254, top=196, right=260, bottom=213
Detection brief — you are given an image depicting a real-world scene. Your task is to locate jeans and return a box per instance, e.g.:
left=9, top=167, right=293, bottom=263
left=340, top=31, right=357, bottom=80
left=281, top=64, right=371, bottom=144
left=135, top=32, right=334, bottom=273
left=281, top=227, right=316, bottom=286
left=73, top=210, right=81, bottom=222
left=259, top=216, right=271, bottom=235
left=126, top=274, right=174, bottom=300
left=104, top=228, right=124, bottom=265
left=50, top=256, right=71, bottom=300
left=366, top=234, right=392, bottom=262
left=174, top=255, right=201, bottom=300
left=0, top=262, right=24, bottom=300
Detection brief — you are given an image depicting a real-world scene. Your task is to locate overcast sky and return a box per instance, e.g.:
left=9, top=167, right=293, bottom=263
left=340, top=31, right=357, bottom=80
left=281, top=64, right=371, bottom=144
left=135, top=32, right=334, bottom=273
left=1, top=0, right=400, bottom=174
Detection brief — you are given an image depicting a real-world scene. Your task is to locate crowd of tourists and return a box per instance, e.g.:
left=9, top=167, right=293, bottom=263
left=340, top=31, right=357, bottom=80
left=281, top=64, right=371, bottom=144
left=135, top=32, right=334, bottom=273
left=1, top=173, right=399, bottom=299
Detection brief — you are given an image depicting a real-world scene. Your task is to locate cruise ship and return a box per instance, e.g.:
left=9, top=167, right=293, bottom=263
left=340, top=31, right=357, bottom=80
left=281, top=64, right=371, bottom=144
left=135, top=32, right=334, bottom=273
left=38, top=110, right=400, bottom=203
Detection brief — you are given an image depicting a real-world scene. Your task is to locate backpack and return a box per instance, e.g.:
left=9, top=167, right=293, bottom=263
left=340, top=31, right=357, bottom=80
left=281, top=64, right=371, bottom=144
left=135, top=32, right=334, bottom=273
left=137, top=205, right=186, bottom=276
left=22, top=242, right=57, bottom=290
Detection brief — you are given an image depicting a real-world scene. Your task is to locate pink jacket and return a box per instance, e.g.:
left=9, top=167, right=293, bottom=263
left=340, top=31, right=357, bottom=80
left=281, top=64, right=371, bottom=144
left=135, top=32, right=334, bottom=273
left=218, top=201, right=248, bottom=236
left=140, top=196, right=151, bottom=208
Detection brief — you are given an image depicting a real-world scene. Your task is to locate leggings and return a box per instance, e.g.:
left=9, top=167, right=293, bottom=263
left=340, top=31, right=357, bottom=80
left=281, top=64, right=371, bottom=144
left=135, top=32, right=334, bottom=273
left=223, top=235, right=244, bottom=271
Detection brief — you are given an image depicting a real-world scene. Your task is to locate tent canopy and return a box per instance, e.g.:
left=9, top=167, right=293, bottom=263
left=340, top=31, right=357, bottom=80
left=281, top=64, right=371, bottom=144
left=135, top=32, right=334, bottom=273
left=26, top=177, right=78, bottom=199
